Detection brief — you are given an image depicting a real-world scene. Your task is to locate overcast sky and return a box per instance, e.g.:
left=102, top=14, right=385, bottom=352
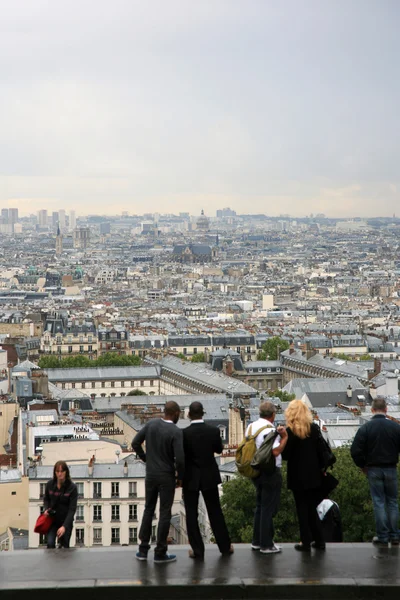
left=1, top=0, right=399, bottom=217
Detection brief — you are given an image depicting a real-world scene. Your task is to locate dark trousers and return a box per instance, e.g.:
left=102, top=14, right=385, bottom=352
left=252, top=469, right=282, bottom=549
left=139, top=474, right=176, bottom=557
left=293, top=488, right=324, bottom=546
left=47, top=524, right=72, bottom=548
left=184, top=486, right=231, bottom=557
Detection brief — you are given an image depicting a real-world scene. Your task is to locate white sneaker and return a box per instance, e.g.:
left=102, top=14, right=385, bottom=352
left=260, top=544, right=282, bottom=554
left=251, top=544, right=260, bottom=550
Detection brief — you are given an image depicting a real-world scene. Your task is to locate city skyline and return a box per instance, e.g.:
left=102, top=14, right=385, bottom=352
left=1, top=0, right=400, bottom=217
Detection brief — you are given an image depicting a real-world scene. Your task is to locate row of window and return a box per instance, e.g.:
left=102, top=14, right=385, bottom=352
left=40, top=525, right=153, bottom=546
left=40, top=481, right=137, bottom=499
left=59, top=380, right=154, bottom=389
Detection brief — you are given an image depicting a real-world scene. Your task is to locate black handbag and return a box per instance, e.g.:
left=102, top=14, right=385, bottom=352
left=317, top=428, right=336, bottom=470
left=320, top=471, right=339, bottom=497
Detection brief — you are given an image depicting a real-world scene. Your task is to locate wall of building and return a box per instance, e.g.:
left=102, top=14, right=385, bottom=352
left=28, top=476, right=182, bottom=548
left=0, top=402, right=17, bottom=448
left=0, top=322, right=43, bottom=337
left=0, top=476, right=29, bottom=533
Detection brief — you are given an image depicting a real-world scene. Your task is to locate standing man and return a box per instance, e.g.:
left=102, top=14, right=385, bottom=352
left=183, top=401, right=233, bottom=559
left=247, top=401, right=288, bottom=554
left=132, top=401, right=184, bottom=563
left=351, top=398, right=400, bottom=547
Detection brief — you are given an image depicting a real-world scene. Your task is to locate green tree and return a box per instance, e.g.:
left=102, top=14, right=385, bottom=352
left=38, top=355, right=62, bottom=368
left=127, top=389, right=147, bottom=396
left=176, top=353, right=187, bottom=361
left=221, top=446, right=383, bottom=544
left=96, top=353, right=141, bottom=367
left=259, top=336, right=290, bottom=360
left=266, top=390, right=296, bottom=402
left=191, top=352, right=206, bottom=363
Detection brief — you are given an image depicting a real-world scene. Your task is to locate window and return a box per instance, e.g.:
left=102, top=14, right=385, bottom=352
left=131, top=381, right=135, bottom=386
left=68, top=336, right=72, bottom=343
left=93, top=505, right=102, bottom=521
left=62, top=383, right=66, bottom=390
left=40, top=483, right=46, bottom=499
left=82, top=382, right=85, bottom=389
left=76, top=505, right=84, bottom=522
left=129, top=481, right=137, bottom=498
left=76, top=482, right=84, bottom=498
left=93, top=481, right=101, bottom=498
left=79, top=336, right=84, bottom=343
left=101, top=382, right=105, bottom=388
left=11, top=491, right=16, bottom=496
left=121, top=381, right=125, bottom=387
left=111, top=505, right=120, bottom=521
left=219, top=426, right=226, bottom=440
left=76, top=528, right=85, bottom=546
left=140, top=380, right=144, bottom=387
left=129, top=527, right=138, bottom=544
left=68, top=345, right=73, bottom=353
left=72, top=383, right=75, bottom=389
left=183, top=348, right=187, bottom=355
left=151, top=525, right=157, bottom=542
left=88, top=345, right=93, bottom=352
left=111, top=482, right=119, bottom=498
left=129, top=504, right=138, bottom=521
left=80, top=345, right=84, bottom=353
left=88, top=335, right=93, bottom=343
left=247, top=346, right=251, bottom=353
left=111, top=381, right=115, bottom=388
left=193, top=348, right=197, bottom=354
left=92, top=382, right=96, bottom=388
left=111, top=528, right=120, bottom=544
left=93, top=528, right=102, bottom=545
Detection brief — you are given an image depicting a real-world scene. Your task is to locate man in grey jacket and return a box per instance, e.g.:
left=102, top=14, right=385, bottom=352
left=132, top=401, right=184, bottom=563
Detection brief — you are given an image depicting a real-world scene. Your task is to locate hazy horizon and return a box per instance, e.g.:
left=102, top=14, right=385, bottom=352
left=1, top=0, right=399, bottom=218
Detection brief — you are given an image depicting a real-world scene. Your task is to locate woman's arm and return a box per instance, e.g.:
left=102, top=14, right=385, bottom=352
left=63, top=484, right=78, bottom=530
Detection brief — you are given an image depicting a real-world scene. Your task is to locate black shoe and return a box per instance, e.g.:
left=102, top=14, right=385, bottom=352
left=311, top=542, right=326, bottom=550
left=372, top=539, right=389, bottom=548
left=294, top=543, right=311, bottom=552
left=391, top=540, right=399, bottom=546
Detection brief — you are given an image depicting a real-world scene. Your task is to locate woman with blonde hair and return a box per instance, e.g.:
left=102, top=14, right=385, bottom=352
left=282, top=400, right=325, bottom=551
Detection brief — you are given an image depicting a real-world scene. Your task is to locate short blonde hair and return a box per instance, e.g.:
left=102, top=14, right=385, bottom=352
left=285, top=400, right=313, bottom=439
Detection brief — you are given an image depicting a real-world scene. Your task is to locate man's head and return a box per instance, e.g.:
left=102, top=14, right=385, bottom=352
left=164, top=400, right=181, bottom=424
left=259, top=401, right=277, bottom=423
left=188, top=401, right=204, bottom=420
left=371, top=398, right=387, bottom=415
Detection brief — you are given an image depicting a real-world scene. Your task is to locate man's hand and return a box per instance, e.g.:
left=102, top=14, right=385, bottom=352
left=276, top=425, right=287, bottom=438
left=57, top=526, right=66, bottom=539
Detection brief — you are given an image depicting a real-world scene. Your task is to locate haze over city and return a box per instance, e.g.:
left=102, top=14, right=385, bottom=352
left=1, top=0, right=399, bottom=217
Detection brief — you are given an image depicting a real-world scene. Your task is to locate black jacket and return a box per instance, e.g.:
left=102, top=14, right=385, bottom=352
left=282, top=423, right=323, bottom=491
left=132, top=418, right=185, bottom=480
left=183, top=422, right=223, bottom=491
left=43, top=479, right=78, bottom=529
left=351, top=414, right=400, bottom=469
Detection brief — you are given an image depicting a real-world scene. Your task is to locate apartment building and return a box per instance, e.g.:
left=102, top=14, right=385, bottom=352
left=28, top=461, right=182, bottom=548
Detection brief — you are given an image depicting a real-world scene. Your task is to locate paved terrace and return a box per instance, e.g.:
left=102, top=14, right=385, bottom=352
left=1, top=543, right=400, bottom=599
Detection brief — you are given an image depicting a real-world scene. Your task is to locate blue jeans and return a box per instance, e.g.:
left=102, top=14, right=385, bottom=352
left=46, top=524, right=72, bottom=548
left=252, top=469, right=282, bottom=549
left=367, top=467, right=399, bottom=543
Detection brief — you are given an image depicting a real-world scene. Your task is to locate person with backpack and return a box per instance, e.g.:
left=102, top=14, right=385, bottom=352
left=245, top=401, right=288, bottom=555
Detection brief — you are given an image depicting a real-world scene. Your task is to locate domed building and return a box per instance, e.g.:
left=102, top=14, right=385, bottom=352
left=196, top=209, right=210, bottom=232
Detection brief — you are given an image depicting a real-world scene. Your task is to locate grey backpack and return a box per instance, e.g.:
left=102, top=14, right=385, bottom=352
left=250, top=430, right=278, bottom=474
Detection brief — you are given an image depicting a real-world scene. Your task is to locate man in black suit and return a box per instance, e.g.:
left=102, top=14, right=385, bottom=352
left=183, top=401, right=233, bottom=559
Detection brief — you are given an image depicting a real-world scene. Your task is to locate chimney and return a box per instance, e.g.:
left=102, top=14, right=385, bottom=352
left=347, top=385, right=352, bottom=399
left=88, top=454, right=95, bottom=477
left=223, top=355, right=234, bottom=376
left=124, top=461, right=128, bottom=477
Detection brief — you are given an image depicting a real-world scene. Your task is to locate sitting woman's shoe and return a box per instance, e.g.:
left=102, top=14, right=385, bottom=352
left=294, top=543, right=311, bottom=551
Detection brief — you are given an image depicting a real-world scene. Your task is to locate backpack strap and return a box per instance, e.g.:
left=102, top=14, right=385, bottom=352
left=248, top=424, right=271, bottom=440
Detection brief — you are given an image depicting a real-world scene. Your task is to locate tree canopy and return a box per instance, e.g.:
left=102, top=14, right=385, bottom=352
left=38, top=352, right=141, bottom=369
left=191, top=352, right=206, bottom=363
left=221, top=445, right=379, bottom=543
left=127, top=389, right=147, bottom=396
left=257, top=336, right=290, bottom=360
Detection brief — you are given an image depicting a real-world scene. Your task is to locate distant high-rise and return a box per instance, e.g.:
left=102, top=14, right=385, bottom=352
left=52, top=211, right=59, bottom=229
left=38, top=209, right=48, bottom=228
left=55, top=225, right=63, bottom=256
left=8, top=208, right=18, bottom=224
left=100, top=222, right=111, bottom=235
left=216, top=207, right=236, bottom=218
left=69, top=210, right=76, bottom=231
left=1, top=209, right=8, bottom=224
left=58, top=209, right=66, bottom=230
